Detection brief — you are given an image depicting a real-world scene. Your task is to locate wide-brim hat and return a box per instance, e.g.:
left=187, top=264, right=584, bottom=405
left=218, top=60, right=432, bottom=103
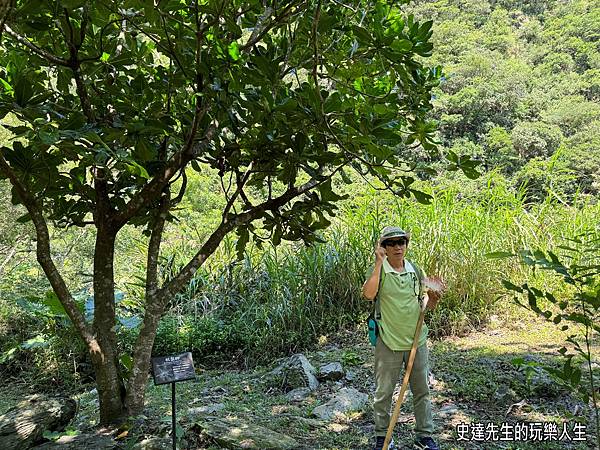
left=379, top=226, right=410, bottom=244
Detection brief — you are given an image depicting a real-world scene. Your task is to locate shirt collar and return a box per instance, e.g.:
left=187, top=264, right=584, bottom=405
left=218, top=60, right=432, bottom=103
left=383, top=257, right=416, bottom=274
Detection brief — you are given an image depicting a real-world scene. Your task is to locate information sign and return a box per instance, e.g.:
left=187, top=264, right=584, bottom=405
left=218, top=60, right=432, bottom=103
left=151, top=352, right=196, bottom=385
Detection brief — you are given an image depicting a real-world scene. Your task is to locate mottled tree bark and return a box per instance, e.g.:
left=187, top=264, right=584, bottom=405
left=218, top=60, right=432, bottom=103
left=91, top=229, right=126, bottom=424
left=125, top=193, right=170, bottom=416
left=0, top=0, right=14, bottom=41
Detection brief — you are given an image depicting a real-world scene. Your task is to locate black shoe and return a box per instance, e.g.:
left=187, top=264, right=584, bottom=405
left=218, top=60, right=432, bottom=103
left=374, top=436, right=395, bottom=450
left=415, top=436, right=440, bottom=450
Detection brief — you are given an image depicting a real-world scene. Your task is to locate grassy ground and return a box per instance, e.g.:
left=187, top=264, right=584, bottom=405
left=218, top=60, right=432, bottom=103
left=3, top=308, right=598, bottom=449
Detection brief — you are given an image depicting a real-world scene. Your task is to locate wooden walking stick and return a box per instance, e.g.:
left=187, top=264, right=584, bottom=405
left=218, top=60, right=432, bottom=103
left=382, top=277, right=444, bottom=450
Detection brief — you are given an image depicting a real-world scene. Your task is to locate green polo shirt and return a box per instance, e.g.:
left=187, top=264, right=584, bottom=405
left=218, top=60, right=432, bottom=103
left=368, top=258, right=428, bottom=351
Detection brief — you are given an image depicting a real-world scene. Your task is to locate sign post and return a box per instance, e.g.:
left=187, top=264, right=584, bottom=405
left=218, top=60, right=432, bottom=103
left=151, top=352, right=196, bottom=450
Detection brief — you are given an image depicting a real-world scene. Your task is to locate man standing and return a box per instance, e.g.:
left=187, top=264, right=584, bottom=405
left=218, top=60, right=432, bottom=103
left=362, top=226, right=440, bottom=450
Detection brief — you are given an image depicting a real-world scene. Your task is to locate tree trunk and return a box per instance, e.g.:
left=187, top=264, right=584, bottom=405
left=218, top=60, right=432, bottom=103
left=92, top=229, right=126, bottom=425
left=125, top=193, right=170, bottom=416
left=125, top=296, right=164, bottom=416
left=0, top=0, right=14, bottom=41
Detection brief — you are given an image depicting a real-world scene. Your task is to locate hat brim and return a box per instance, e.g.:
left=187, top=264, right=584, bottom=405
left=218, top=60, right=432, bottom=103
left=379, top=233, right=410, bottom=244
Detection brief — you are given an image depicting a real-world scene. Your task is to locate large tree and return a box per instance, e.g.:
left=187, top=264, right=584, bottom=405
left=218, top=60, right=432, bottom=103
left=0, top=0, right=460, bottom=424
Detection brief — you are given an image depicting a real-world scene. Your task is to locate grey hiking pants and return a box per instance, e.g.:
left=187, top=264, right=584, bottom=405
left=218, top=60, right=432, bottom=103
left=373, top=337, right=434, bottom=438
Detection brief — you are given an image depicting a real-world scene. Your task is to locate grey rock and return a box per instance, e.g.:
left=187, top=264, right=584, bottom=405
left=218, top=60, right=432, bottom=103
left=132, top=437, right=173, bottom=449
left=0, top=395, right=77, bottom=450
left=437, top=404, right=459, bottom=418
left=344, top=370, right=355, bottom=382
left=289, top=416, right=325, bottom=428
left=494, top=384, right=517, bottom=402
left=266, top=353, right=319, bottom=392
left=188, top=403, right=225, bottom=416
left=317, top=362, right=345, bottom=381
left=193, top=417, right=298, bottom=449
left=32, top=433, right=115, bottom=449
left=285, top=388, right=311, bottom=402
left=312, top=387, right=368, bottom=420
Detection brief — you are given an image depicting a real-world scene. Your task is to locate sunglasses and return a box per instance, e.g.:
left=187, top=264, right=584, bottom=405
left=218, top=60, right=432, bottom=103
left=382, top=238, right=407, bottom=248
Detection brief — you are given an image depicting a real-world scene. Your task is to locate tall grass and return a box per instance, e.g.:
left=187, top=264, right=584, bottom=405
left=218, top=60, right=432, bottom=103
left=152, top=173, right=600, bottom=366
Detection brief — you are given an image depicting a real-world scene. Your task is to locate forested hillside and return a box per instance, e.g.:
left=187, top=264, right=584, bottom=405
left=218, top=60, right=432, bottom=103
left=411, top=0, right=600, bottom=201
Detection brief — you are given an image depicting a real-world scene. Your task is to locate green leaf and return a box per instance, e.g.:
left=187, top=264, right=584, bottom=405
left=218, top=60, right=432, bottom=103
left=41, top=291, right=68, bottom=317
left=190, top=160, right=202, bottom=172
left=527, top=290, right=539, bottom=310
left=275, top=98, right=298, bottom=113
left=227, top=42, right=240, bottom=61
left=16, top=212, right=32, bottom=223
left=410, top=189, right=433, bottom=204
left=324, top=92, right=341, bottom=114
left=294, top=132, right=307, bottom=151
left=502, top=280, right=523, bottom=292
left=340, top=168, right=352, bottom=184
left=0, top=78, right=13, bottom=95
left=0, top=346, right=18, bottom=364
left=236, top=227, right=249, bottom=261
left=39, top=130, right=58, bottom=145
left=418, top=20, right=433, bottom=37
left=392, top=39, right=413, bottom=52
left=353, top=25, right=371, bottom=43
left=446, top=150, right=459, bottom=164
left=134, top=138, right=156, bottom=162
left=318, top=179, right=346, bottom=202
left=119, top=353, right=133, bottom=373
left=14, top=77, right=34, bottom=107
left=125, top=162, right=150, bottom=179
left=21, top=335, right=49, bottom=350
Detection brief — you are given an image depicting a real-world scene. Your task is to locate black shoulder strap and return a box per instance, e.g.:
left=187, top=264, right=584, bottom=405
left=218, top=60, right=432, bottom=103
left=408, top=259, right=425, bottom=305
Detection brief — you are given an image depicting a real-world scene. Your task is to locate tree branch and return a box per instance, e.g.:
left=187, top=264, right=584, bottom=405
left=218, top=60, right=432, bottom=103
left=222, top=162, right=254, bottom=218
left=112, top=119, right=216, bottom=229
left=93, top=167, right=115, bottom=227
left=0, top=0, right=14, bottom=41
left=240, top=1, right=306, bottom=53
left=158, top=175, right=323, bottom=301
left=0, top=235, right=21, bottom=276
left=61, top=10, right=96, bottom=122
left=4, top=25, right=70, bottom=66
left=169, top=168, right=187, bottom=206
left=0, top=153, right=97, bottom=350
left=146, top=190, right=170, bottom=299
